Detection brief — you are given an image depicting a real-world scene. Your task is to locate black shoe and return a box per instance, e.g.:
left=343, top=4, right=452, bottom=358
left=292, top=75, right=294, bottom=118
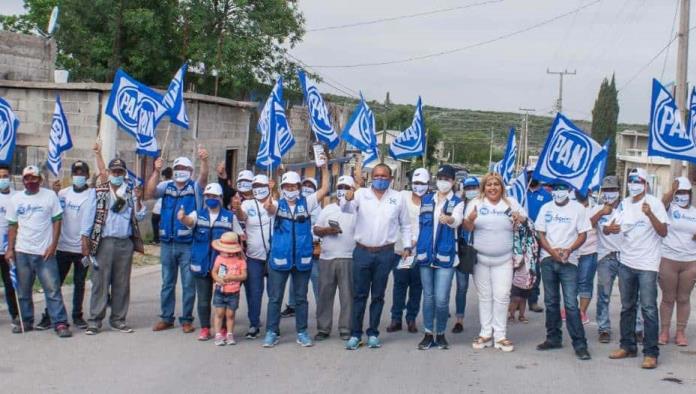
left=436, top=334, right=449, bottom=350
left=406, top=320, right=418, bottom=333
left=35, top=314, right=51, bottom=331
left=598, top=332, right=611, bottom=344
left=575, top=348, right=592, bottom=360
left=452, top=322, right=464, bottom=334
left=73, top=317, right=89, bottom=330
left=536, top=341, right=563, bottom=351
left=12, top=324, right=33, bottom=334
left=418, top=334, right=435, bottom=350
left=245, top=327, right=260, bottom=339
left=280, top=306, right=295, bottom=318
left=529, top=303, right=544, bottom=313
left=11, top=317, right=20, bottom=328
left=386, top=320, right=402, bottom=333
left=85, top=326, right=99, bottom=335
left=55, top=324, right=72, bottom=338
left=314, top=332, right=330, bottom=341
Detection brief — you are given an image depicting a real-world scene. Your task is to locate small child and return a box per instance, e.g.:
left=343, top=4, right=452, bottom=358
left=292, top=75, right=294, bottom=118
left=509, top=222, right=538, bottom=324
left=211, top=232, right=247, bottom=346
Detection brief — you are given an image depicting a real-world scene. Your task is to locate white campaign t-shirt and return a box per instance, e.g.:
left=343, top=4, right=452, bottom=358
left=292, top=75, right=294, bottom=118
left=316, top=203, right=356, bottom=260
left=0, top=190, right=17, bottom=254
left=58, top=187, right=94, bottom=254
left=596, top=204, right=622, bottom=260
left=662, top=203, right=696, bottom=262
left=7, top=188, right=63, bottom=255
left=534, top=200, right=591, bottom=265
left=395, top=190, right=421, bottom=253
left=577, top=203, right=598, bottom=256
left=241, top=198, right=277, bottom=260
left=612, top=194, right=669, bottom=271
left=465, top=197, right=524, bottom=265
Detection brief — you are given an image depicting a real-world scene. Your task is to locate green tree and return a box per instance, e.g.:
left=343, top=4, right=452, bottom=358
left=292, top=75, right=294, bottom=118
left=0, top=0, right=56, bottom=33
left=591, top=74, right=620, bottom=174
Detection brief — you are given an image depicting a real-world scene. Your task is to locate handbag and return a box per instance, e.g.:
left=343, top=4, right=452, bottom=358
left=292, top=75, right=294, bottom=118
left=456, top=230, right=477, bottom=274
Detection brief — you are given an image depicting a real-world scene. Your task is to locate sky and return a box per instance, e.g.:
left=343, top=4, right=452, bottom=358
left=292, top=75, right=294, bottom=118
left=2, top=0, right=692, bottom=124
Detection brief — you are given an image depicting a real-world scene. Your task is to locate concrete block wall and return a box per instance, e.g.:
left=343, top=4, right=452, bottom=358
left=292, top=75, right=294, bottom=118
left=0, top=32, right=56, bottom=82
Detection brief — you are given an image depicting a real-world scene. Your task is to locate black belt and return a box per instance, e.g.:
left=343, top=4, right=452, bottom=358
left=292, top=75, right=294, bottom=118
left=356, top=243, right=395, bottom=253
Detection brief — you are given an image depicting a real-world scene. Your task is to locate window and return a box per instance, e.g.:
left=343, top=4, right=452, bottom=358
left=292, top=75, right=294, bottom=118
left=10, top=145, right=27, bottom=175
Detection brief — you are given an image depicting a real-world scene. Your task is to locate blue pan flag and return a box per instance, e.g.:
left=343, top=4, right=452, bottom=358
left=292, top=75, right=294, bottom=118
left=163, top=63, right=190, bottom=129
left=47, top=96, right=73, bottom=176
left=341, top=93, right=377, bottom=157
left=298, top=70, right=338, bottom=149
left=0, top=97, right=19, bottom=165
left=389, top=97, right=426, bottom=160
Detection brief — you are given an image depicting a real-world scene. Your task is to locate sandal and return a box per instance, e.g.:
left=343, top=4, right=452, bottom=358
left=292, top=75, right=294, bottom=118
left=518, top=316, right=529, bottom=324
left=494, top=338, right=515, bottom=352
left=472, top=336, right=493, bottom=350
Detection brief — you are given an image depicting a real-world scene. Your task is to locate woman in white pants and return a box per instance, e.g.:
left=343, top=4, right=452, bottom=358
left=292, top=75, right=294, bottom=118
left=463, top=173, right=525, bottom=352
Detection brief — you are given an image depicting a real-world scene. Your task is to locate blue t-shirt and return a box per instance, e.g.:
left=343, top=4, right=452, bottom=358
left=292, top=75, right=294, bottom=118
left=526, top=188, right=552, bottom=223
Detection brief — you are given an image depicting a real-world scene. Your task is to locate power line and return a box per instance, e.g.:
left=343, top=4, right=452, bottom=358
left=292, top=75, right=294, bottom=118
left=306, top=0, right=504, bottom=32
left=285, top=53, right=360, bottom=98
left=308, top=0, right=602, bottom=69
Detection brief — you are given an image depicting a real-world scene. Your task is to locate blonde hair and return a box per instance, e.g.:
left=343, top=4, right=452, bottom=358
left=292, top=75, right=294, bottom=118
left=479, top=172, right=510, bottom=205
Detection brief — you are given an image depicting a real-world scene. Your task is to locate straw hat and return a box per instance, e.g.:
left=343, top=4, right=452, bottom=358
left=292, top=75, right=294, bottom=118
left=212, top=232, right=242, bottom=254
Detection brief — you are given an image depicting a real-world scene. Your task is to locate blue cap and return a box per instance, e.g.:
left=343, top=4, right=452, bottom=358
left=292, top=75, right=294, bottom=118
left=462, top=176, right=480, bottom=188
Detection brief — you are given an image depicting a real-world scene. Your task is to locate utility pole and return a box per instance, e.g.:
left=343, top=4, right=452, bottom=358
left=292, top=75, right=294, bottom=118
left=380, top=92, right=390, bottom=164
left=547, top=68, right=576, bottom=113
left=519, top=107, right=535, bottom=168
left=675, top=0, right=690, bottom=180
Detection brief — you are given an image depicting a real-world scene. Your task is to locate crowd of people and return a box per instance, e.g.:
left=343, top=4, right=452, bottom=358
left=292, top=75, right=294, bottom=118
left=1, top=143, right=695, bottom=370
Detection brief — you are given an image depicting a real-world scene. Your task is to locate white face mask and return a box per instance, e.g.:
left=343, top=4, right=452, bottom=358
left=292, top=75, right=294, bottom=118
left=336, top=189, right=348, bottom=203
left=174, top=170, right=191, bottom=183
left=412, top=184, right=428, bottom=196
left=552, top=190, right=569, bottom=204
left=673, top=194, right=690, bottom=208
left=302, top=186, right=315, bottom=197
left=602, top=191, right=619, bottom=204
left=436, top=180, right=453, bottom=194
left=237, top=180, right=252, bottom=192
left=465, top=190, right=479, bottom=200
left=252, top=186, right=269, bottom=200
left=283, top=189, right=300, bottom=201
left=628, top=182, right=645, bottom=197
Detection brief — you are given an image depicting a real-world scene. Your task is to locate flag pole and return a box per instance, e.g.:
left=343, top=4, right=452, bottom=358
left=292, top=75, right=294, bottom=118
left=161, top=123, right=172, bottom=161
left=9, top=264, right=24, bottom=333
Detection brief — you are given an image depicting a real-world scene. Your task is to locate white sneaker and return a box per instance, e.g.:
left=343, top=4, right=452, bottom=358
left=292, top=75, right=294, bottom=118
left=472, top=336, right=493, bottom=349
left=226, top=333, right=236, bottom=345
left=214, top=333, right=226, bottom=346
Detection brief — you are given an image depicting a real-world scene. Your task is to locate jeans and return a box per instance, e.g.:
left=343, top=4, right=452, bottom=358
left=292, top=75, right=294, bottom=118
left=618, top=263, right=659, bottom=358
left=151, top=214, right=161, bottom=243
left=266, top=268, right=311, bottom=334
left=390, top=254, right=422, bottom=322
left=420, top=266, right=455, bottom=334
left=15, top=252, right=68, bottom=327
left=55, top=250, right=88, bottom=319
left=597, top=253, right=644, bottom=334
left=159, top=241, right=195, bottom=324
left=288, top=260, right=319, bottom=308
left=244, top=257, right=266, bottom=329
left=0, top=255, right=19, bottom=319
left=577, top=253, right=598, bottom=300
left=455, top=271, right=470, bottom=318
left=195, top=274, right=213, bottom=329
left=351, top=246, right=394, bottom=338
left=540, top=257, right=587, bottom=351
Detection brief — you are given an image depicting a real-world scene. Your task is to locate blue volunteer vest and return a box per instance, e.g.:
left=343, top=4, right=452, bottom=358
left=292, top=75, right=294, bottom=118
left=270, top=197, right=313, bottom=272
left=416, top=193, right=461, bottom=268
left=190, top=208, right=235, bottom=277
left=160, top=180, right=199, bottom=243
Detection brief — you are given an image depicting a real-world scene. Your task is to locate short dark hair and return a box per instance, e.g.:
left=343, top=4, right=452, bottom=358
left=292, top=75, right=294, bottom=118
left=162, top=167, right=173, bottom=180
left=0, top=164, right=10, bottom=172
left=372, top=163, right=392, bottom=177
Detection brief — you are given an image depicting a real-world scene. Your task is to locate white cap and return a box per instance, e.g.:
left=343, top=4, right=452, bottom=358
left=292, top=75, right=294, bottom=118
left=203, top=183, right=223, bottom=197
left=337, top=175, right=355, bottom=188
left=302, top=177, right=318, bottom=189
left=237, top=170, right=254, bottom=182
left=22, top=165, right=41, bottom=177
left=252, top=174, right=269, bottom=185
left=676, top=176, right=692, bottom=191
left=630, top=168, right=648, bottom=182
left=412, top=168, right=429, bottom=183
left=281, top=171, right=301, bottom=186
left=173, top=157, right=193, bottom=169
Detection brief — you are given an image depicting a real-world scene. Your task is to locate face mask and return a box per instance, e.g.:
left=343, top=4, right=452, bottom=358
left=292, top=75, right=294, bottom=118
left=302, top=187, right=315, bottom=197
left=109, top=175, right=124, bottom=186
left=602, top=191, right=619, bottom=204
left=253, top=186, right=270, bottom=200
left=674, top=194, right=690, bottom=208
left=282, top=189, right=300, bottom=201
left=174, top=170, right=191, bottom=183
left=237, top=180, right=252, bottom=192
left=436, top=180, right=453, bottom=194
left=465, top=190, right=479, bottom=200
left=72, top=175, right=87, bottom=188
left=372, top=178, right=390, bottom=191
left=628, top=182, right=644, bottom=197
left=23, top=180, right=40, bottom=194
left=412, top=184, right=428, bottom=196
left=205, top=198, right=220, bottom=209
left=0, top=178, right=10, bottom=190
left=552, top=190, right=569, bottom=204
left=336, top=189, right=347, bottom=200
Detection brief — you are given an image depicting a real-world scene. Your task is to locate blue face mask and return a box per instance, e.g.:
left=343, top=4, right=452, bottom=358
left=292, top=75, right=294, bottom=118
left=109, top=175, right=124, bottom=186
left=0, top=178, right=9, bottom=190
left=72, top=175, right=87, bottom=188
left=372, top=178, right=390, bottom=191
left=205, top=198, right=220, bottom=209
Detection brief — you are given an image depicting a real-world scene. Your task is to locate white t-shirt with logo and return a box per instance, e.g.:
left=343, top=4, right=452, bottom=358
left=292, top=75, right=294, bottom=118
left=316, top=203, right=356, bottom=260
left=577, top=203, right=598, bottom=256
left=662, top=203, right=696, bottom=262
left=595, top=205, right=622, bottom=260
left=534, top=200, right=591, bottom=265
left=241, top=198, right=277, bottom=260
left=58, top=187, right=94, bottom=254
left=0, top=190, right=17, bottom=254
left=464, top=197, right=524, bottom=265
left=7, top=188, right=63, bottom=256
left=611, top=194, right=669, bottom=271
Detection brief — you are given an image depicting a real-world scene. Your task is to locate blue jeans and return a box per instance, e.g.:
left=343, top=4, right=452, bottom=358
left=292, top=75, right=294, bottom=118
left=577, top=253, right=598, bottom=299
left=540, top=257, right=587, bottom=351
left=597, top=253, right=644, bottom=334
left=420, top=266, right=455, bottom=334
left=15, top=252, right=68, bottom=327
left=390, top=254, right=422, bottom=322
left=351, top=246, right=394, bottom=338
left=618, top=263, right=659, bottom=358
left=266, top=267, right=310, bottom=334
left=159, top=241, right=195, bottom=324
left=288, top=260, right=319, bottom=307
left=455, top=271, right=470, bottom=318
left=244, top=257, right=266, bottom=329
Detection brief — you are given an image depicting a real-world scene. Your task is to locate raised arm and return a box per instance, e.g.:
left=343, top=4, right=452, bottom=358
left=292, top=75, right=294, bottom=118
left=93, top=140, right=108, bottom=184
left=315, top=159, right=330, bottom=202
left=145, top=157, right=164, bottom=200
left=196, top=146, right=209, bottom=186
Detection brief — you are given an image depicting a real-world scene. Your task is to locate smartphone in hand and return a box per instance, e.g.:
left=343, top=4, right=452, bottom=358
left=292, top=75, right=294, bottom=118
left=328, top=219, right=342, bottom=233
